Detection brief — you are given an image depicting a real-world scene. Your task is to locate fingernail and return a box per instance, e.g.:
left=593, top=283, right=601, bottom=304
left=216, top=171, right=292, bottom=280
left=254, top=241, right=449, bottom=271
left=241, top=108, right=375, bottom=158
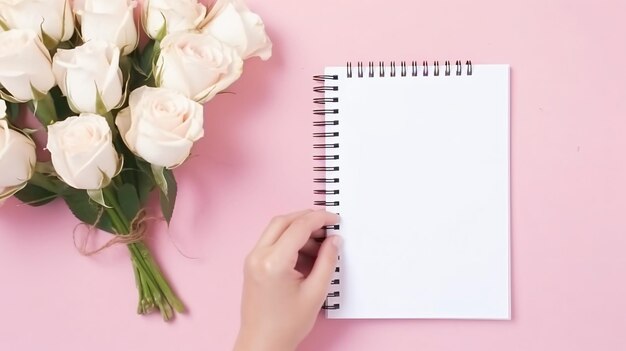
left=331, top=236, right=342, bottom=248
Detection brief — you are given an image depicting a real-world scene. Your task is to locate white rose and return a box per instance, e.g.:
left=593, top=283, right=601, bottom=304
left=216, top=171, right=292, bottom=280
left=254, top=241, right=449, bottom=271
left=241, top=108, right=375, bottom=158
left=0, top=119, right=36, bottom=200
left=0, top=0, right=74, bottom=43
left=156, top=31, right=243, bottom=103
left=142, top=0, right=207, bottom=40
left=52, top=40, right=123, bottom=114
left=0, top=99, right=6, bottom=119
left=116, top=86, right=204, bottom=168
left=0, top=29, right=55, bottom=102
left=200, top=0, right=272, bottom=60
left=73, top=0, right=138, bottom=56
left=47, top=113, right=120, bottom=190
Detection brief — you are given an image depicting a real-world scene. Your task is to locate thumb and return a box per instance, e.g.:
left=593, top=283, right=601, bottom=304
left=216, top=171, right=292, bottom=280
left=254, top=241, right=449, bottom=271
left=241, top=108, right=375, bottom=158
left=303, top=236, right=341, bottom=303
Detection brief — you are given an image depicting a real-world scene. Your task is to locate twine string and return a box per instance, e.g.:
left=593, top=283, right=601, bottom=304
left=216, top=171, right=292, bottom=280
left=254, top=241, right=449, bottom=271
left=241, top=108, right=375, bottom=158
left=73, top=208, right=199, bottom=259
left=73, top=209, right=151, bottom=256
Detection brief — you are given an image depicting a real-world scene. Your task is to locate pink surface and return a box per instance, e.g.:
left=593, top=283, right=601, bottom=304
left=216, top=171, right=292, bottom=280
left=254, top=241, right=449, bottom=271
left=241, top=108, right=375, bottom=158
left=1, top=0, right=626, bottom=349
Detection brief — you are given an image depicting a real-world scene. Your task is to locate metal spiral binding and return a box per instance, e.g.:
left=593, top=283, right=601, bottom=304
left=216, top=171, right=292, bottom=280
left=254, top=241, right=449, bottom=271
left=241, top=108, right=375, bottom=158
left=313, top=73, right=341, bottom=311
left=346, top=60, right=473, bottom=78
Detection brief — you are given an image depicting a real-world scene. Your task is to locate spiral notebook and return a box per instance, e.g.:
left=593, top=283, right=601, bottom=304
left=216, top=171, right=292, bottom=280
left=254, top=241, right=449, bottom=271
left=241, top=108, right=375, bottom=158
left=314, top=61, right=510, bottom=319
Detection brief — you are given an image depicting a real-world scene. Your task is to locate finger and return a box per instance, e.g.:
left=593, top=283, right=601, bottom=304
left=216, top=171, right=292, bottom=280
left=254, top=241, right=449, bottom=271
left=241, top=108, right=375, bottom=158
left=299, top=238, right=321, bottom=258
left=294, top=254, right=315, bottom=277
left=311, top=228, right=327, bottom=242
left=274, top=210, right=339, bottom=260
left=256, top=209, right=313, bottom=248
left=302, top=236, right=341, bottom=302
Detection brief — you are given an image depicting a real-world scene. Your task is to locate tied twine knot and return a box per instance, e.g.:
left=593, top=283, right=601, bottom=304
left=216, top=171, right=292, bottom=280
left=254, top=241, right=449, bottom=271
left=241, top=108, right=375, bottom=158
left=73, top=209, right=154, bottom=256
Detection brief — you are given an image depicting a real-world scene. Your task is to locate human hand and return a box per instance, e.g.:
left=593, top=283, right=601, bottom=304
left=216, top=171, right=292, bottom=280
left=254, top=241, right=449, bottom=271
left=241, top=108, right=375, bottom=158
left=234, top=210, right=341, bottom=351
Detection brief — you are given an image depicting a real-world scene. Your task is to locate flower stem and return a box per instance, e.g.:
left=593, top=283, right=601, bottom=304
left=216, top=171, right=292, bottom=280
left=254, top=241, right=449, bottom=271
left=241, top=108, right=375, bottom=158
left=105, top=206, right=128, bottom=235
left=102, top=190, right=129, bottom=234
left=132, top=261, right=144, bottom=314
left=134, top=241, right=185, bottom=313
left=140, top=267, right=155, bottom=313
left=101, top=186, right=184, bottom=320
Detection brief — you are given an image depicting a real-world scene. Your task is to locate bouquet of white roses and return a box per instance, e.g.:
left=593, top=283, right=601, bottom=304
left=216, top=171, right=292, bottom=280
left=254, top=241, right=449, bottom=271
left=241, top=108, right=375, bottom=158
left=0, top=0, right=271, bottom=321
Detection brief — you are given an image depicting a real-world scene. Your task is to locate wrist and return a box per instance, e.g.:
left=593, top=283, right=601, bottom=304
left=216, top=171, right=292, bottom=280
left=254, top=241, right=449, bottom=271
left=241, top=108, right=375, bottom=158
left=234, top=328, right=297, bottom=351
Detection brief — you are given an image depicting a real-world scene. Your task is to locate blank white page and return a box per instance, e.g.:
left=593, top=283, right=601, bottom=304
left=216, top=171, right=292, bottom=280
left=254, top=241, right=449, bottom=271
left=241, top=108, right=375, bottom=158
left=323, top=64, right=510, bottom=319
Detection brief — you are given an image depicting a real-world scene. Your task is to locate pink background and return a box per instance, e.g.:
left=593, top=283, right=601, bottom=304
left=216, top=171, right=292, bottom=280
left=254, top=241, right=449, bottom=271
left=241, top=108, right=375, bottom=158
left=1, top=0, right=626, bottom=349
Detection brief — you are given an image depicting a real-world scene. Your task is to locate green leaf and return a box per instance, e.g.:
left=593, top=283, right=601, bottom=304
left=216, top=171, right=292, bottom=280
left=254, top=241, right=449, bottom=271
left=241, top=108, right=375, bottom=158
left=30, top=84, right=47, bottom=101
left=151, top=45, right=163, bottom=87
left=129, top=46, right=148, bottom=78
left=135, top=160, right=156, bottom=206
left=159, top=169, right=177, bottom=225
left=95, top=87, right=109, bottom=116
left=154, top=19, right=168, bottom=42
left=116, top=183, right=141, bottom=223
left=87, top=189, right=111, bottom=208
left=62, top=188, right=115, bottom=234
left=131, top=56, right=149, bottom=78
left=151, top=165, right=168, bottom=197
left=148, top=164, right=178, bottom=224
left=120, top=55, right=133, bottom=83
left=114, top=140, right=155, bottom=208
left=40, top=30, right=58, bottom=50
left=56, top=40, right=75, bottom=50
left=38, top=15, right=60, bottom=50
left=94, top=88, right=118, bottom=135
left=35, top=161, right=56, bottom=175
left=49, top=86, right=74, bottom=120
left=115, top=69, right=132, bottom=110
left=126, top=48, right=151, bottom=92
left=118, top=144, right=137, bottom=182
left=135, top=38, right=161, bottom=87
left=0, top=18, right=9, bottom=31
left=140, top=40, right=156, bottom=79
left=5, top=102, right=20, bottom=124
left=71, top=21, right=84, bottom=47
left=14, top=183, right=58, bottom=207
left=29, top=87, right=58, bottom=126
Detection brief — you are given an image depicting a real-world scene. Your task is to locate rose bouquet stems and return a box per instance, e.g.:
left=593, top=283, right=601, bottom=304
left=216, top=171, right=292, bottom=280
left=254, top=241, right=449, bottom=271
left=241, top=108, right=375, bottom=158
left=27, top=168, right=185, bottom=319
left=100, top=186, right=184, bottom=319
left=0, top=0, right=271, bottom=321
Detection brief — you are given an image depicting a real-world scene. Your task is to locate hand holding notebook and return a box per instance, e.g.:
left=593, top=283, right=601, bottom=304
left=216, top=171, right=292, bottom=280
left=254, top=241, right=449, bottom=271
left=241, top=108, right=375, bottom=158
left=235, top=210, right=342, bottom=351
